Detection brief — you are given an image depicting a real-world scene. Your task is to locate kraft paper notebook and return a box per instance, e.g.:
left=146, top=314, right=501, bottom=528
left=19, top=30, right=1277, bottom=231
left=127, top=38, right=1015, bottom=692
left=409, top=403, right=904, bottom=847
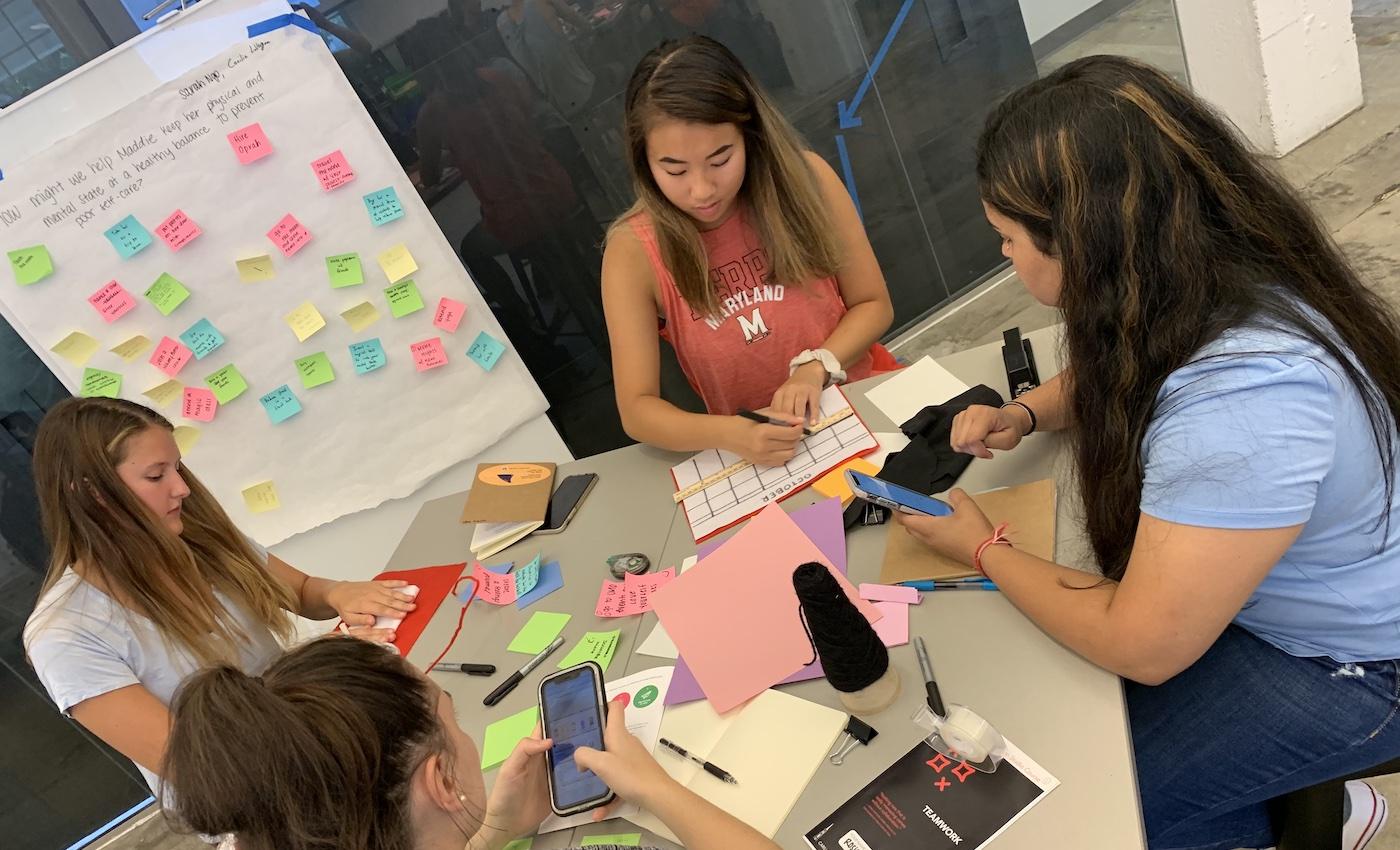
left=460, top=462, right=556, bottom=524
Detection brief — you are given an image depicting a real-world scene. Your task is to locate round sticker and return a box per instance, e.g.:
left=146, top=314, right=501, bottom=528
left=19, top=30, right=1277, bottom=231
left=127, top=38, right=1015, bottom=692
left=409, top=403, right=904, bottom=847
left=478, top=463, right=552, bottom=487
left=633, top=685, right=659, bottom=708
left=615, top=692, right=632, bottom=709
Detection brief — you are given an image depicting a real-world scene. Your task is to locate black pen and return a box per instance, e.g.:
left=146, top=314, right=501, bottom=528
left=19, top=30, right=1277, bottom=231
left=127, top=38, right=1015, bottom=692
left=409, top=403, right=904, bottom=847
left=483, top=636, right=564, bottom=707
left=431, top=662, right=497, bottom=676
left=737, top=408, right=813, bottom=437
left=914, top=636, right=947, bottom=718
left=659, top=738, right=738, bottom=785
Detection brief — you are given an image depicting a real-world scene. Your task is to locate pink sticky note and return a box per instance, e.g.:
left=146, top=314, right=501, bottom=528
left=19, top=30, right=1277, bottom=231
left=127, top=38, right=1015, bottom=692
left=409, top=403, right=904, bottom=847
left=266, top=214, right=312, bottom=257
left=155, top=209, right=202, bottom=251
left=88, top=281, right=137, bottom=323
left=182, top=387, right=218, bottom=422
left=859, top=583, right=921, bottom=605
left=871, top=601, right=910, bottom=647
left=150, top=336, right=194, bottom=377
left=433, top=297, right=466, bottom=333
left=596, top=567, right=676, bottom=617
left=472, top=562, right=518, bottom=605
left=228, top=122, right=273, bottom=164
left=310, top=150, right=356, bottom=191
left=650, top=504, right=880, bottom=713
left=411, top=337, right=448, bottom=371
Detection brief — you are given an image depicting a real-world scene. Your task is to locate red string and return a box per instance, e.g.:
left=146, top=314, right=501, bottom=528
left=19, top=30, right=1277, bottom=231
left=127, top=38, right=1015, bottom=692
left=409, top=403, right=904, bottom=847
left=424, top=577, right=478, bottom=671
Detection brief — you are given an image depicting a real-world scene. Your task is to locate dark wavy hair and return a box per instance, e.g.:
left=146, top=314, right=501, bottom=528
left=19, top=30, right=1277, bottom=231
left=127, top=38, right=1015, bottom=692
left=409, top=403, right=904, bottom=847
left=976, top=55, right=1400, bottom=580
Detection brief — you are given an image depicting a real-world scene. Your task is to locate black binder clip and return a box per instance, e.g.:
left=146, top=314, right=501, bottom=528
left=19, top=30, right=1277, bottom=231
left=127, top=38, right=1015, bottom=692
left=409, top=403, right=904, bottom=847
left=1002, top=327, right=1041, bottom=399
left=827, top=716, right=879, bottom=765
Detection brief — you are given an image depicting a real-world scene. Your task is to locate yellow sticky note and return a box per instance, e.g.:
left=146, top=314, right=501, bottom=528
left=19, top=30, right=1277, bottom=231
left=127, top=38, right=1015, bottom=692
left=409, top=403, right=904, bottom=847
left=143, top=379, right=183, bottom=407
left=340, top=301, right=381, bottom=332
left=111, top=334, right=152, bottom=362
left=242, top=480, right=280, bottom=514
left=172, top=425, right=201, bottom=454
left=236, top=254, right=275, bottom=282
left=376, top=243, right=418, bottom=283
left=283, top=301, right=326, bottom=342
left=51, top=331, right=100, bottom=367
left=813, top=457, right=881, bottom=506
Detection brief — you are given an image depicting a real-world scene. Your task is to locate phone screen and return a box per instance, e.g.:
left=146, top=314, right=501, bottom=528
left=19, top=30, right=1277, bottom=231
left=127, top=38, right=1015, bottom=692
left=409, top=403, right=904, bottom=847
left=847, top=471, right=953, bottom=517
left=540, top=665, right=609, bottom=810
left=542, top=474, right=596, bottom=531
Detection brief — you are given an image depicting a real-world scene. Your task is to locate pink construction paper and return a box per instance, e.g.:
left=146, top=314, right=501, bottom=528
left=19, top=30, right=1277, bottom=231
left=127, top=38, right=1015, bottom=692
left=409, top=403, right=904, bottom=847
left=88, top=281, right=136, bottom=322
left=698, top=496, right=847, bottom=572
left=859, top=583, right=921, bottom=605
left=872, top=600, right=910, bottom=647
left=651, top=502, right=878, bottom=713
left=433, top=297, right=466, bottom=332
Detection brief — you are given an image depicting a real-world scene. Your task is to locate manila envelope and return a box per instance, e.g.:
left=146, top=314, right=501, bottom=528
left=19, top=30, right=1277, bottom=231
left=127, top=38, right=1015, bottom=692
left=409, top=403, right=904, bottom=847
left=878, top=478, right=1056, bottom=583
left=459, top=462, right=556, bottom=524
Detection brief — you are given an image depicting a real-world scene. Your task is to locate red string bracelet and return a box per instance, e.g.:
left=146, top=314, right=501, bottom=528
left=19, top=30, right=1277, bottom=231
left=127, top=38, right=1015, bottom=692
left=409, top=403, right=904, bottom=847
left=425, top=577, right=479, bottom=671
left=973, top=523, right=1013, bottom=576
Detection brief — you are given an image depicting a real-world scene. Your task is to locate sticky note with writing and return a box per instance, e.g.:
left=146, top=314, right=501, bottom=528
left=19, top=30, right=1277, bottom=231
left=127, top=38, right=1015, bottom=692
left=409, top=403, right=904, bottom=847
left=341, top=301, right=381, bottom=332
left=143, top=379, right=182, bottom=407
left=266, top=213, right=312, bottom=257
left=242, top=481, right=280, bottom=513
left=88, top=281, right=137, bottom=323
left=467, top=330, right=507, bottom=371
left=595, top=567, right=676, bottom=617
left=349, top=338, right=387, bottom=374
left=384, top=279, right=425, bottom=318
left=179, top=318, right=225, bottom=360
left=228, top=123, right=273, bottom=164
left=557, top=630, right=621, bottom=672
left=104, top=215, right=153, bottom=259
left=155, top=209, right=202, bottom=251
left=150, top=336, right=194, bottom=377
left=295, top=351, right=335, bottom=388
left=204, top=364, right=248, bottom=404
left=433, top=297, right=466, bottom=332
left=259, top=384, right=303, bottom=424
left=8, top=245, right=53, bottom=285
left=182, top=386, right=218, bottom=422
left=111, top=335, right=151, bottom=361
left=80, top=368, right=122, bottom=399
left=283, top=301, right=326, bottom=342
left=472, top=562, right=520, bottom=605
left=51, top=331, right=100, bottom=367
left=236, top=255, right=275, bottom=282
left=411, top=337, right=448, bottom=371
left=363, top=187, right=405, bottom=227
left=326, top=253, right=363, bottom=288
left=311, top=150, right=355, bottom=191
left=376, top=243, right=417, bottom=283
left=172, top=425, right=200, bottom=454
left=144, top=272, right=190, bottom=316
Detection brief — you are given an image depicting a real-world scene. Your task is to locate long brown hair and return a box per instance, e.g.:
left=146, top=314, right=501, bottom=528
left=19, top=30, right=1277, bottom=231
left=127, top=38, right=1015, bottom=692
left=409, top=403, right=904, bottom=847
left=28, top=397, right=295, bottom=663
left=977, top=55, right=1400, bottom=580
left=613, top=36, right=841, bottom=317
left=162, top=637, right=462, bottom=850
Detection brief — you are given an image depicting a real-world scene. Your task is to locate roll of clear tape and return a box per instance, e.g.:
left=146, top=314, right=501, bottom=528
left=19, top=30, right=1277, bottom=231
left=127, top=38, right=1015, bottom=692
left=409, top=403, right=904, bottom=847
left=939, top=705, right=1001, bottom=763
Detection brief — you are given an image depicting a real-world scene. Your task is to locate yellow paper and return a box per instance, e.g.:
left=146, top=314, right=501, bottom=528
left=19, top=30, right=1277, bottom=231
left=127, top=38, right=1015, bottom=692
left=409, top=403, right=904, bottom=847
left=236, top=254, right=275, bottom=282
left=340, top=300, right=381, bottom=332
left=242, top=480, right=280, bottom=514
left=283, top=301, right=327, bottom=342
left=51, top=331, right=101, bottom=367
left=111, top=334, right=152, bottom=362
left=376, top=243, right=418, bottom=283
left=812, top=457, right=880, bottom=506
left=172, top=425, right=201, bottom=454
left=143, top=379, right=183, bottom=407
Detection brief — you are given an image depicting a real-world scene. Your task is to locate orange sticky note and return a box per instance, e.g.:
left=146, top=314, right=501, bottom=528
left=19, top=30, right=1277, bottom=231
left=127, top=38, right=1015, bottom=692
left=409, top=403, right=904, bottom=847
left=812, top=457, right=880, bottom=506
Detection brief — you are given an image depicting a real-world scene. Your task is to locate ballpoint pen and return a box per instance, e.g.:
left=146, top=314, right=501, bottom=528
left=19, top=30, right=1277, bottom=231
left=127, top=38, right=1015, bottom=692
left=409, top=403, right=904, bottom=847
left=658, top=738, right=738, bottom=785
left=914, top=636, right=947, bottom=717
left=431, top=662, right=497, bottom=676
left=900, top=579, right=998, bottom=591
left=483, top=636, right=564, bottom=706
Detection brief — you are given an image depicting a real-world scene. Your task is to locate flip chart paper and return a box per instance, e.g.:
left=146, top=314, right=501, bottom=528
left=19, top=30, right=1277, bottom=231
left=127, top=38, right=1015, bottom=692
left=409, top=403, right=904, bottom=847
left=506, top=611, right=571, bottom=654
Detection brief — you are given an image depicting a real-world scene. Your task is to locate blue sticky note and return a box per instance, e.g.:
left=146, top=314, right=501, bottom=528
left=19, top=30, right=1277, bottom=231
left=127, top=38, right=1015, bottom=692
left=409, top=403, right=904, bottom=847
left=179, top=318, right=225, bottom=359
left=349, top=338, right=387, bottom=374
left=467, top=330, right=507, bottom=371
left=259, top=384, right=303, bottom=424
left=362, top=187, right=405, bottom=227
left=104, top=215, right=153, bottom=259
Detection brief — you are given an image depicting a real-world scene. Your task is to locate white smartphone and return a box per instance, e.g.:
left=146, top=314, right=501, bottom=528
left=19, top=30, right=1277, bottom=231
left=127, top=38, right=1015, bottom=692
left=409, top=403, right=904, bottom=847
left=538, top=661, right=615, bottom=816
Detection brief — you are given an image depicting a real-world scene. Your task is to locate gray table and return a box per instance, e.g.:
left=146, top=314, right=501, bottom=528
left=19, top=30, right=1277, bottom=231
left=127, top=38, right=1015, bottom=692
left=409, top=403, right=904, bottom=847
left=388, top=325, right=1146, bottom=849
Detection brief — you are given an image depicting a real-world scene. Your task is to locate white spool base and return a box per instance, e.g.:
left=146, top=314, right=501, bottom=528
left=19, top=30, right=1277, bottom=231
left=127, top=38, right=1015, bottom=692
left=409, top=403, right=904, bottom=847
left=837, top=666, right=901, bottom=716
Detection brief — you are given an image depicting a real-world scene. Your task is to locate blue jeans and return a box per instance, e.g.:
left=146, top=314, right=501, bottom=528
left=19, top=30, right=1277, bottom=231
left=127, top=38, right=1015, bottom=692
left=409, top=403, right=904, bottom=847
left=1129, top=625, right=1400, bottom=850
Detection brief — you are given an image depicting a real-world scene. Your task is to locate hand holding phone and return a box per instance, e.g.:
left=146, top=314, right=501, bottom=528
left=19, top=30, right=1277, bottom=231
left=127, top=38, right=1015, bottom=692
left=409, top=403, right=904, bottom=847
left=844, top=470, right=953, bottom=517
left=571, top=697, right=677, bottom=817
left=539, top=662, right=615, bottom=816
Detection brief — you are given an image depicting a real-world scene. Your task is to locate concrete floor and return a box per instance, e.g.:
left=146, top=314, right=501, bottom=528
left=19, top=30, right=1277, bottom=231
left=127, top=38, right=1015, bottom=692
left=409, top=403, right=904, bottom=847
left=95, top=2, right=1400, bottom=849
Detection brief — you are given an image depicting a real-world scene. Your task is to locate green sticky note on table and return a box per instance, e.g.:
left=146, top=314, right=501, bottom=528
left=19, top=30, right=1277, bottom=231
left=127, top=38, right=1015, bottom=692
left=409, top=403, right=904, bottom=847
left=80, top=368, right=122, bottom=398
left=8, top=245, right=53, bottom=285
left=145, top=272, right=191, bottom=316
left=385, top=279, right=425, bottom=318
left=204, top=364, right=248, bottom=404
left=580, top=835, right=642, bottom=847
left=295, top=351, right=335, bottom=389
left=558, top=629, right=620, bottom=672
left=326, top=252, right=363, bottom=288
left=502, top=840, right=533, bottom=850
left=480, top=705, right=539, bottom=770
left=507, top=612, right=571, bottom=654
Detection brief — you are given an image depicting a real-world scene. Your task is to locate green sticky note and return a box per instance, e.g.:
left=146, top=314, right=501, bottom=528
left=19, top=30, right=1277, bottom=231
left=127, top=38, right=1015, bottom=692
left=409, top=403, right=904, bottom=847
left=558, top=629, right=620, bottom=672
left=384, top=279, right=425, bottom=318
left=580, top=835, right=642, bottom=847
left=204, top=364, right=248, bottom=404
left=480, top=705, right=538, bottom=771
left=8, top=245, right=53, bottom=286
left=145, top=272, right=191, bottom=316
left=502, top=840, right=533, bottom=850
left=80, top=368, right=122, bottom=398
left=295, top=351, right=335, bottom=389
left=507, top=612, right=571, bottom=655
left=326, top=252, right=363, bottom=288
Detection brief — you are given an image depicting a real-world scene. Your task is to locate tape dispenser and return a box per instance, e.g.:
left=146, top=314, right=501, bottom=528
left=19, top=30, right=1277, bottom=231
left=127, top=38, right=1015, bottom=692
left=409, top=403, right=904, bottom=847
left=912, top=703, right=1007, bottom=774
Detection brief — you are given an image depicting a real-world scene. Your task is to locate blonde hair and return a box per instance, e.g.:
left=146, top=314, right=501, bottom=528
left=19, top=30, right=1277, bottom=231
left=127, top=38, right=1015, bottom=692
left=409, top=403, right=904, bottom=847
left=29, top=397, right=295, bottom=664
left=612, top=36, right=841, bottom=317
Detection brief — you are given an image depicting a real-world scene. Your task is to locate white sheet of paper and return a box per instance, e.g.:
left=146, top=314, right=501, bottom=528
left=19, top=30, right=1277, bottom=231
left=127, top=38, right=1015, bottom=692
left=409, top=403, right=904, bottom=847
left=865, top=356, right=971, bottom=427
left=634, top=556, right=698, bottom=659
left=867, top=431, right=911, bottom=470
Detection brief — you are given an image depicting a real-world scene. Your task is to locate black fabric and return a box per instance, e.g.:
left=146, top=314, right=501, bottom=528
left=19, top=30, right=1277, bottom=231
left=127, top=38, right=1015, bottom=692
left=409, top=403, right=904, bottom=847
left=876, top=384, right=1004, bottom=495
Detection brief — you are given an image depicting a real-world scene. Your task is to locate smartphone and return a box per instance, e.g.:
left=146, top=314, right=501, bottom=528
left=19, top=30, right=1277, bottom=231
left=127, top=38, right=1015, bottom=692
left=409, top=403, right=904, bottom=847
left=536, top=473, right=598, bottom=535
left=538, top=661, right=615, bottom=816
left=844, top=470, right=954, bottom=517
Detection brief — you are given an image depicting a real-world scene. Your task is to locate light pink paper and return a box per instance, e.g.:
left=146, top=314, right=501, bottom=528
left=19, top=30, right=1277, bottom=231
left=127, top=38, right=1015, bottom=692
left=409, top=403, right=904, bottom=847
left=88, top=281, right=136, bottom=322
left=181, top=387, right=217, bottom=422
left=871, top=600, right=910, bottom=647
left=433, top=297, right=466, bottom=332
left=859, top=583, right=921, bottom=605
left=150, top=336, right=193, bottom=377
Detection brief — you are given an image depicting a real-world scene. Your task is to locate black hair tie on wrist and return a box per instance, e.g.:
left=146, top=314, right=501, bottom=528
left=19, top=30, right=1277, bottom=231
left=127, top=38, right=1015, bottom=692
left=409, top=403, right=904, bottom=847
left=1001, top=400, right=1037, bottom=435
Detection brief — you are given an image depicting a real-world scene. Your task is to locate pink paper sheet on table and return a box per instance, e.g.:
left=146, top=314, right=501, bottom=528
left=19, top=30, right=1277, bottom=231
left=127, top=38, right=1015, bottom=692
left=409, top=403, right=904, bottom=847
left=654, top=499, right=877, bottom=712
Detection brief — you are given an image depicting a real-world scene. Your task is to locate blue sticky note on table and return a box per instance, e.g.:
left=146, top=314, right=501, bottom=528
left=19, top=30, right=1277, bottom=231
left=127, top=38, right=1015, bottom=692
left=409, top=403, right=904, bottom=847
left=349, top=338, right=387, bottom=374
left=104, top=215, right=153, bottom=258
left=467, top=330, right=507, bottom=371
left=363, top=187, right=405, bottom=227
left=487, top=560, right=564, bottom=610
left=259, top=384, right=303, bottom=424
left=179, top=318, right=226, bottom=359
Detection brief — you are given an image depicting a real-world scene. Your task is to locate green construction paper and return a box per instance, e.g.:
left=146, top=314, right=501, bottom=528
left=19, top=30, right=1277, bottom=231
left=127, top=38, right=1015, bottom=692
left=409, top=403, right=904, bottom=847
left=204, top=364, right=248, bottom=404
left=557, top=629, right=620, bottom=672
left=80, top=368, right=122, bottom=398
left=480, top=705, right=539, bottom=771
left=506, top=612, right=570, bottom=654
left=295, top=351, right=335, bottom=389
left=326, top=252, right=363, bottom=288
left=8, top=245, right=53, bottom=285
left=580, top=835, right=642, bottom=847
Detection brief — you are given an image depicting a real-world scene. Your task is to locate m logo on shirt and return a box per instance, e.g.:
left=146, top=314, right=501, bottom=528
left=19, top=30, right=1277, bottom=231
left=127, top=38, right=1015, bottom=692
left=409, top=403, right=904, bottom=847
left=738, top=308, right=770, bottom=344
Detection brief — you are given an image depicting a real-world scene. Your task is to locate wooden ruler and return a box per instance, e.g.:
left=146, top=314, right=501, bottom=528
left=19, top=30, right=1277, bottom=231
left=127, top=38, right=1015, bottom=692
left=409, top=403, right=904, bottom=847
left=671, top=406, right=856, bottom=503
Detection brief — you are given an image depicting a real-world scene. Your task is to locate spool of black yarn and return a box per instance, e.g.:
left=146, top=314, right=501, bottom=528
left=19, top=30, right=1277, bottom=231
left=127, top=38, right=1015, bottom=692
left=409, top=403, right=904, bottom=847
left=793, top=562, right=889, bottom=693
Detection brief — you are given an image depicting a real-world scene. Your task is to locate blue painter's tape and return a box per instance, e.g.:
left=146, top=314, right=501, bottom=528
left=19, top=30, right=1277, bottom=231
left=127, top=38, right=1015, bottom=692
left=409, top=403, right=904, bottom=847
left=246, top=13, right=318, bottom=38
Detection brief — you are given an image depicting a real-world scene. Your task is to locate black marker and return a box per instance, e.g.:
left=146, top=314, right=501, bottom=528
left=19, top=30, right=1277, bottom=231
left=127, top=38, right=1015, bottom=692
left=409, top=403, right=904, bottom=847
left=736, top=408, right=813, bottom=437
left=915, top=636, right=947, bottom=718
left=483, top=636, right=564, bottom=707
left=431, top=663, right=497, bottom=676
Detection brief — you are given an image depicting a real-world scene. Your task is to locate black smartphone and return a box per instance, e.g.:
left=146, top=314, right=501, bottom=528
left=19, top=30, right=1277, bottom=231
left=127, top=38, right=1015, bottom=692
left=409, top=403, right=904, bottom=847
left=538, top=661, right=614, bottom=816
left=536, top=473, right=598, bottom=535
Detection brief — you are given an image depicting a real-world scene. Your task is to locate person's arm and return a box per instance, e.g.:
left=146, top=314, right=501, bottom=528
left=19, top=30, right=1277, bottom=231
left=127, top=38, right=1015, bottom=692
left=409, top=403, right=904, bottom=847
left=601, top=226, right=805, bottom=465
left=69, top=685, right=172, bottom=774
left=262, top=553, right=416, bottom=626
left=770, top=153, right=894, bottom=422
left=949, top=372, right=1071, bottom=459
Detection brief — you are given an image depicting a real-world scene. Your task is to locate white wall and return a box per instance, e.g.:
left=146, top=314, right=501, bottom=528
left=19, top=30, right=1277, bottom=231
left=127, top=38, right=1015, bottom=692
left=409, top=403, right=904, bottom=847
left=1018, top=0, right=1100, bottom=44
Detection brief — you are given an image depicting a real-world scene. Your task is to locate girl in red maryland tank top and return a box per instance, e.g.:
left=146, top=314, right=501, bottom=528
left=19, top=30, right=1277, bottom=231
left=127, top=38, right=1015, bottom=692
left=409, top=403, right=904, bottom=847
left=601, top=36, right=897, bottom=466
